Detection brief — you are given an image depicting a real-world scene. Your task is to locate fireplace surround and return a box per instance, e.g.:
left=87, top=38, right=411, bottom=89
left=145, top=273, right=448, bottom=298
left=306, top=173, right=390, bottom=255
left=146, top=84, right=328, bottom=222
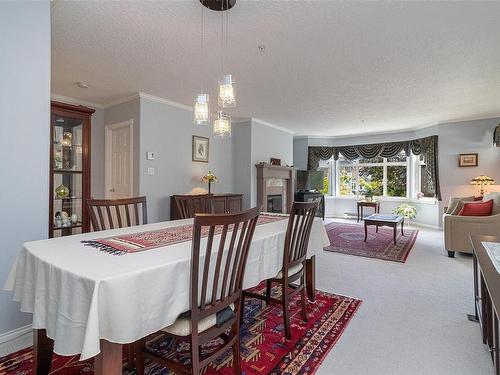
left=256, top=164, right=296, bottom=214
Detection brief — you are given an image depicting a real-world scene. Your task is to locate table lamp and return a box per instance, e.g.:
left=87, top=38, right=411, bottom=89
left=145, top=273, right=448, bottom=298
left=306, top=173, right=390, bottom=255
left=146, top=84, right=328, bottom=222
left=470, top=175, right=494, bottom=196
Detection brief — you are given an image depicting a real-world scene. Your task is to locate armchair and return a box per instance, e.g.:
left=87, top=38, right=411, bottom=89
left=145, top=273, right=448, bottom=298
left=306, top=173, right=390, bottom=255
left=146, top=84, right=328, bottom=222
left=444, top=192, right=500, bottom=257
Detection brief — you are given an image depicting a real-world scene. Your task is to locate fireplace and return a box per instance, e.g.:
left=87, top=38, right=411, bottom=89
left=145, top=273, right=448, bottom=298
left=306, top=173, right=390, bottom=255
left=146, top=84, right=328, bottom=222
left=267, top=194, right=283, bottom=213
left=256, top=164, right=296, bottom=214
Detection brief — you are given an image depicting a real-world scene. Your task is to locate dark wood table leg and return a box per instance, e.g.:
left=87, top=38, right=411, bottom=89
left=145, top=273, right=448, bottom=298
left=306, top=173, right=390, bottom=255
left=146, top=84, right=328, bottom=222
left=305, top=256, right=316, bottom=301
left=94, top=340, right=123, bottom=375
left=357, top=204, right=360, bottom=222
left=33, top=329, right=54, bottom=375
left=364, top=221, right=368, bottom=242
left=393, top=224, right=397, bottom=245
left=401, top=218, right=404, bottom=236
left=376, top=225, right=379, bottom=233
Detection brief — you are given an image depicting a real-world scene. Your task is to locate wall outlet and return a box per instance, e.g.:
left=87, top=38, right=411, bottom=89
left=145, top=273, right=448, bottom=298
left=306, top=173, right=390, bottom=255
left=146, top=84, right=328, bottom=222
left=146, top=152, right=155, bottom=160
left=147, top=167, right=155, bottom=176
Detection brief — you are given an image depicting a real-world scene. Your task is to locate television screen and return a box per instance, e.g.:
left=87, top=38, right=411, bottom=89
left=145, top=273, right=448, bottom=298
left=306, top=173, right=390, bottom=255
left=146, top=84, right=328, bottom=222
left=296, top=170, right=325, bottom=191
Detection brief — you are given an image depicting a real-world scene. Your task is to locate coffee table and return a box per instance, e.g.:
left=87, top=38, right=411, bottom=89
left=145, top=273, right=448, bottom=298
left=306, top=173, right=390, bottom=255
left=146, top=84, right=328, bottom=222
left=364, top=214, right=404, bottom=245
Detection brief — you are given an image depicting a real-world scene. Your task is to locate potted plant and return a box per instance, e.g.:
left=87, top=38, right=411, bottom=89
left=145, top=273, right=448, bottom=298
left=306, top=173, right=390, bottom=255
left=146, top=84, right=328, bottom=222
left=359, top=179, right=381, bottom=202
left=394, top=203, right=417, bottom=223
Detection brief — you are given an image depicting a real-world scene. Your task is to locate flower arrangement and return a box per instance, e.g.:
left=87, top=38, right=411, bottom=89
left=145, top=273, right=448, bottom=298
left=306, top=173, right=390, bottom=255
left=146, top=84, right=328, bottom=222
left=393, top=203, right=417, bottom=221
left=359, top=178, right=382, bottom=201
left=201, top=171, right=218, bottom=193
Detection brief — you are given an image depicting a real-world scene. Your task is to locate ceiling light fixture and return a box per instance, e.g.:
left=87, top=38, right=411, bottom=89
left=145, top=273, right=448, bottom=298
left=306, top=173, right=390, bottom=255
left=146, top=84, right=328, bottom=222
left=193, top=2, right=210, bottom=125
left=217, top=0, right=236, bottom=109
left=213, top=111, right=231, bottom=138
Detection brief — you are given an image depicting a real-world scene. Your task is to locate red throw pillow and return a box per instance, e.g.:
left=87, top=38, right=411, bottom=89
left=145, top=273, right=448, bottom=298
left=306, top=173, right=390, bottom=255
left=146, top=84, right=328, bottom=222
left=458, top=199, right=494, bottom=216
left=474, top=196, right=483, bottom=201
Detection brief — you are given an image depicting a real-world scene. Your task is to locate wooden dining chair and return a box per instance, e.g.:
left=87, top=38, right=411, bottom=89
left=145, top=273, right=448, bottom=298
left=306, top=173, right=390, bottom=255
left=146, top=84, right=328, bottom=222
left=135, top=207, right=260, bottom=375
left=87, top=196, right=147, bottom=231
left=241, top=200, right=319, bottom=340
left=173, top=194, right=214, bottom=219
left=86, top=196, right=147, bottom=370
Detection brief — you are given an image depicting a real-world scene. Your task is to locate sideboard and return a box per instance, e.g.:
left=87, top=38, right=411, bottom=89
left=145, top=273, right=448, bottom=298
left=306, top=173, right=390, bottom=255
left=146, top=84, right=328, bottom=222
left=470, top=235, right=500, bottom=375
left=170, top=193, right=243, bottom=220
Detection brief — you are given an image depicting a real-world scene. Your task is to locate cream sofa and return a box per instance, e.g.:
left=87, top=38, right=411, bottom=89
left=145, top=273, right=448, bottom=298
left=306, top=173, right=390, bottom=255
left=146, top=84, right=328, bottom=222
left=444, top=192, right=500, bottom=257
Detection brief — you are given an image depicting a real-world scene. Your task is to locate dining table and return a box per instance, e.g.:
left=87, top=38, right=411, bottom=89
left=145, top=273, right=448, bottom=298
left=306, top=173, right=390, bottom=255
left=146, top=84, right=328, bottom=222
left=3, top=213, right=329, bottom=375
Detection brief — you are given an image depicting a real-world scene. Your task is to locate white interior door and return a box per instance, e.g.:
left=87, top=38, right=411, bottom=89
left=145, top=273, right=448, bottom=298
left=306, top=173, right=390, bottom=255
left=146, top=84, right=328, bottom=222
left=105, top=120, right=133, bottom=199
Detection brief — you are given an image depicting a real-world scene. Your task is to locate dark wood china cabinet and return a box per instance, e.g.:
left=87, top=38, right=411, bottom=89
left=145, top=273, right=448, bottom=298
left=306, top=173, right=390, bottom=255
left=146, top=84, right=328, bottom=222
left=49, top=101, right=94, bottom=238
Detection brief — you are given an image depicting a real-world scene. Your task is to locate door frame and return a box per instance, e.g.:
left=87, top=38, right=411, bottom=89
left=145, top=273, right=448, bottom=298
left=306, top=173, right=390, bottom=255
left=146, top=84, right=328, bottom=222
left=104, top=119, right=134, bottom=199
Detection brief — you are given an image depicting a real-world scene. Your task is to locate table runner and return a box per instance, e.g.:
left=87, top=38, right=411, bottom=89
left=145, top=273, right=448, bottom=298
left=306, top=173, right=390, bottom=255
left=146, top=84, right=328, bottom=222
left=82, top=213, right=288, bottom=255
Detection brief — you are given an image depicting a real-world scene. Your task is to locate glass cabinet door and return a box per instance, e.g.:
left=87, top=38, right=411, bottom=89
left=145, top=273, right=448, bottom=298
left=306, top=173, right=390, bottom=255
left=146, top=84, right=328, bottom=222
left=51, top=115, right=85, bottom=237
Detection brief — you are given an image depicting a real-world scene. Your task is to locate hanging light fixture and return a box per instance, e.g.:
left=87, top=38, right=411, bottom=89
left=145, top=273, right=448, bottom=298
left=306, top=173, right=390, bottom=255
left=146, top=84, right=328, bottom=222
left=193, top=2, right=210, bottom=125
left=218, top=0, right=236, bottom=108
left=213, top=111, right=231, bottom=138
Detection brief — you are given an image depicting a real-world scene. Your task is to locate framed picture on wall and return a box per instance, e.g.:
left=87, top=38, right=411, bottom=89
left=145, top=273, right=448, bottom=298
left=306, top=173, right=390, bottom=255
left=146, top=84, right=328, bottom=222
left=192, top=135, right=209, bottom=163
left=458, top=153, right=478, bottom=167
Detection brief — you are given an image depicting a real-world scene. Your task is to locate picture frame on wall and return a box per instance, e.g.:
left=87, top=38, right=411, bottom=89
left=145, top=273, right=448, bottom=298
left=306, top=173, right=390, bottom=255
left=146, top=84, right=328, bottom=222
left=458, top=153, right=478, bottom=167
left=270, top=158, right=281, bottom=166
left=192, top=135, right=209, bottom=163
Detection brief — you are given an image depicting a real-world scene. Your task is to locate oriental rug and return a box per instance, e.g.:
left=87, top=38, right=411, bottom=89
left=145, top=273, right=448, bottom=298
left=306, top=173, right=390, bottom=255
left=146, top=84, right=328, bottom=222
left=324, top=221, right=418, bottom=263
left=0, top=284, right=361, bottom=375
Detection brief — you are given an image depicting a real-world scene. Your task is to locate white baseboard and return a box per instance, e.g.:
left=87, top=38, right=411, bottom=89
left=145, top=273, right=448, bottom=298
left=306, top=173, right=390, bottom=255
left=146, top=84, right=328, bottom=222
left=0, top=324, right=32, bottom=344
left=0, top=325, right=33, bottom=357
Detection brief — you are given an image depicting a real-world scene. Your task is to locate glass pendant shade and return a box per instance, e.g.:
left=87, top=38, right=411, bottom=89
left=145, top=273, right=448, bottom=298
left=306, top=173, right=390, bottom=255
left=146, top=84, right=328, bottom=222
left=193, top=94, right=210, bottom=125
left=218, top=74, right=236, bottom=108
left=213, top=111, right=231, bottom=138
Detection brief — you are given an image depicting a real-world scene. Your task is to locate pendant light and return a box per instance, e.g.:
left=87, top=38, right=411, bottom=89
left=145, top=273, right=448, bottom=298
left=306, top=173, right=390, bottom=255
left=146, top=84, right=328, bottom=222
left=193, top=2, right=210, bottom=125
left=218, top=0, right=236, bottom=108
left=213, top=111, right=231, bottom=138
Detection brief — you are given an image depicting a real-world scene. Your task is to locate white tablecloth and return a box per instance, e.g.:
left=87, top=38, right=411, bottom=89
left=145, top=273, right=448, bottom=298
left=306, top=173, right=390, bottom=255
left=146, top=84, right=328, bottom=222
left=3, top=216, right=328, bottom=360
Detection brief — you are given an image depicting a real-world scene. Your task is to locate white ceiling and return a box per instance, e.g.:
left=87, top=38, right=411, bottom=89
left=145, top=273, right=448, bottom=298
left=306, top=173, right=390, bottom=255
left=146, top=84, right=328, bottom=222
left=52, top=1, right=500, bottom=136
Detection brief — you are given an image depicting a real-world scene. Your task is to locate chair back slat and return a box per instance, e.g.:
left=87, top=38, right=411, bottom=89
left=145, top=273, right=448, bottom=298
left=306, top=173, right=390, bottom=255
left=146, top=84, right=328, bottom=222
left=190, top=207, right=260, bottom=324
left=87, top=196, right=147, bottom=231
left=282, top=201, right=319, bottom=278
left=174, top=194, right=214, bottom=219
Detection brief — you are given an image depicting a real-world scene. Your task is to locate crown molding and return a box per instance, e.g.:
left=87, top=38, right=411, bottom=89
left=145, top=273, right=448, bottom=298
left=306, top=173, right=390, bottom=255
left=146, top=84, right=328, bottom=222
left=251, top=117, right=295, bottom=135
left=103, top=92, right=193, bottom=111
left=51, top=94, right=104, bottom=109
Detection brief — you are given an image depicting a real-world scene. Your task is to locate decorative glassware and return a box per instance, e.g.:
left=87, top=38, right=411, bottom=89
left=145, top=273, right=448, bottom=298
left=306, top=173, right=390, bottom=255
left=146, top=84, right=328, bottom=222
left=55, top=183, right=70, bottom=199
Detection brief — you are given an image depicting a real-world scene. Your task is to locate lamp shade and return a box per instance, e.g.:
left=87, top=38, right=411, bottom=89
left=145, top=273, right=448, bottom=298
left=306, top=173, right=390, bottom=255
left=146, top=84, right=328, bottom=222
left=213, top=111, right=231, bottom=138
left=193, top=94, right=210, bottom=125
left=471, top=175, right=495, bottom=196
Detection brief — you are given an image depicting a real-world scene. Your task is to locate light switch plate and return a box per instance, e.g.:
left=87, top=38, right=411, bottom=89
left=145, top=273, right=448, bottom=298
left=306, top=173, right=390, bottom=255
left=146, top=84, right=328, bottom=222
left=146, top=152, right=155, bottom=160
left=147, top=167, right=155, bottom=175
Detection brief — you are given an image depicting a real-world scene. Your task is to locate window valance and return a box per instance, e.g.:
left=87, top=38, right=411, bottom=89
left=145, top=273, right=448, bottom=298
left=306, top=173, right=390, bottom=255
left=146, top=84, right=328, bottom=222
left=307, top=135, right=441, bottom=200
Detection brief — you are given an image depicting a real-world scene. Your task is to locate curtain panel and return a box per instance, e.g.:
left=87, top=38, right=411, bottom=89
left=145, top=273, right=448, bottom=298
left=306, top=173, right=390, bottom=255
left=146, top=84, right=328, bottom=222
left=307, top=135, right=441, bottom=200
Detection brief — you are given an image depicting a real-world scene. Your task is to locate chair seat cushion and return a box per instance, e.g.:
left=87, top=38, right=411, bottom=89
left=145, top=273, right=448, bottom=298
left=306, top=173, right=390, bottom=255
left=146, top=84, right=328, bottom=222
left=276, top=263, right=304, bottom=279
left=162, top=305, right=235, bottom=336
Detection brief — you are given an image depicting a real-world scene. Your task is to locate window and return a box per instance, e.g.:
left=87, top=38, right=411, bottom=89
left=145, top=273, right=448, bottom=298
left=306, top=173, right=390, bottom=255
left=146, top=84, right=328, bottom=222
left=417, top=155, right=435, bottom=197
left=334, top=151, right=408, bottom=198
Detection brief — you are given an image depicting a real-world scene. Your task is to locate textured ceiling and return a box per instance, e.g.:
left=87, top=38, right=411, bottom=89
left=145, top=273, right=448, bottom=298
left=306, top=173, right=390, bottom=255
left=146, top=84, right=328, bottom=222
left=52, top=1, right=500, bottom=136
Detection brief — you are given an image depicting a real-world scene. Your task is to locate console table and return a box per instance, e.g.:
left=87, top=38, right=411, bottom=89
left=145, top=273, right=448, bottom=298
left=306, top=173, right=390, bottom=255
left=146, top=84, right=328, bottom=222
left=470, top=235, right=500, bottom=375
left=170, top=193, right=243, bottom=220
left=357, top=200, right=380, bottom=222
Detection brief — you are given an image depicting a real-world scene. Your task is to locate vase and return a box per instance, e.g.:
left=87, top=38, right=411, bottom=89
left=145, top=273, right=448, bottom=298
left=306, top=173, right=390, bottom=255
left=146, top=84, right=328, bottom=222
left=55, top=184, right=70, bottom=199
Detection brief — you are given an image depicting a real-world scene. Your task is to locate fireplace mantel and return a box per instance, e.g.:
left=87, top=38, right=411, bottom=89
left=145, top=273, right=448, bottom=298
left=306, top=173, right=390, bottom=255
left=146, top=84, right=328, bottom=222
left=255, top=164, right=296, bottom=213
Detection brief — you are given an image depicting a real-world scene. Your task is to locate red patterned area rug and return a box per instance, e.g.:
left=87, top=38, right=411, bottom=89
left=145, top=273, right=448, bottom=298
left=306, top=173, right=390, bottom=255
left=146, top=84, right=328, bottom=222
left=324, top=221, right=418, bottom=263
left=0, top=284, right=361, bottom=375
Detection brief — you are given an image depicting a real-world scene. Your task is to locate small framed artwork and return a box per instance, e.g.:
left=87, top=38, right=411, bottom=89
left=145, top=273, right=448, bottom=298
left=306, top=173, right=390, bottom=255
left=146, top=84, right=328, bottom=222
left=192, top=135, right=209, bottom=163
left=458, top=153, right=478, bottom=167
left=270, top=158, right=281, bottom=166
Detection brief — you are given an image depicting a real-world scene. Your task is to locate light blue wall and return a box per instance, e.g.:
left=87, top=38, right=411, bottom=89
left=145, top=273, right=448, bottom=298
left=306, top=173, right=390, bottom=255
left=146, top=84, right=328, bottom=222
left=232, top=121, right=252, bottom=209
left=0, top=1, right=51, bottom=335
left=138, top=98, right=234, bottom=222
left=250, top=121, right=294, bottom=207
left=90, top=108, right=105, bottom=198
